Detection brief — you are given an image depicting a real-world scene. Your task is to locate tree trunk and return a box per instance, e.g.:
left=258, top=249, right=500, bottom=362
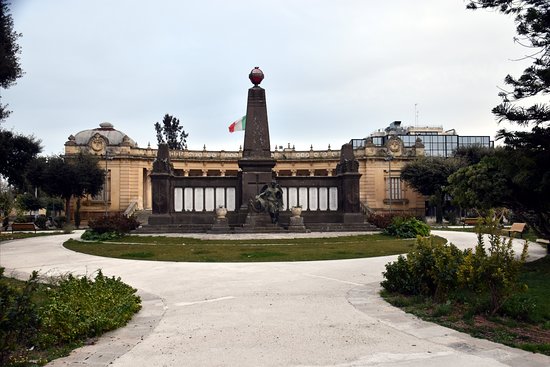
left=435, top=203, right=443, bottom=224
left=434, top=192, right=444, bottom=224
left=75, top=197, right=81, bottom=229
left=65, top=197, right=71, bottom=223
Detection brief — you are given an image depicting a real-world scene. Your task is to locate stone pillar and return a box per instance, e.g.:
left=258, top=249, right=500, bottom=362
left=336, top=143, right=362, bottom=215
left=149, top=144, right=173, bottom=224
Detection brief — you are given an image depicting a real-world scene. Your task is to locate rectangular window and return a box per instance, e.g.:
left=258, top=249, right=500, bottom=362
left=387, top=176, right=403, bottom=200
left=92, top=170, right=110, bottom=202
left=174, top=188, right=183, bottom=212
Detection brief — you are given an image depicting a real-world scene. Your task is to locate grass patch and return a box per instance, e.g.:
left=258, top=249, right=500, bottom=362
left=432, top=226, right=539, bottom=242
left=64, top=234, right=446, bottom=262
left=382, top=255, right=550, bottom=355
left=120, top=251, right=155, bottom=259
left=0, top=231, right=63, bottom=243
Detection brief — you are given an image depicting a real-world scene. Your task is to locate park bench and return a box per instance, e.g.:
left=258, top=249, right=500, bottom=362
left=536, top=238, right=550, bottom=254
left=11, top=222, right=37, bottom=233
left=507, top=222, right=527, bottom=238
left=462, top=217, right=481, bottom=226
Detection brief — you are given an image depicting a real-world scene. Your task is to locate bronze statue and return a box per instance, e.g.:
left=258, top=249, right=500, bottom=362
left=250, top=181, right=284, bottom=223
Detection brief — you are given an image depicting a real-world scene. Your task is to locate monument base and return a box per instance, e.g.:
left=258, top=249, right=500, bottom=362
left=287, top=216, right=308, bottom=233
left=208, top=218, right=231, bottom=233
left=235, top=212, right=285, bottom=233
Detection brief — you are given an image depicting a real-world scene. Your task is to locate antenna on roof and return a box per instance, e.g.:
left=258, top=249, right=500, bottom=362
left=414, top=103, right=419, bottom=127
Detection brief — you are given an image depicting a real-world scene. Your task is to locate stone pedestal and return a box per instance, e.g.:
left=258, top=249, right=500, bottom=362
left=209, top=218, right=231, bottom=233
left=238, top=160, right=276, bottom=210
left=288, top=216, right=308, bottom=233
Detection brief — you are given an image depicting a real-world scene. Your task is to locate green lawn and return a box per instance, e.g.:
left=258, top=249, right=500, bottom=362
left=64, top=234, right=447, bottom=262
left=0, top=231, right=64, bottom=243
left=431, top=226, right=540, bottom=242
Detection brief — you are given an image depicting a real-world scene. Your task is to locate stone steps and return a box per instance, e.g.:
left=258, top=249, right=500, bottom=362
left=304, top=223, right=378, bottom=232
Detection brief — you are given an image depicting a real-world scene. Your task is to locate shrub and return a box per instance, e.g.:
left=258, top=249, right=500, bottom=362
left=0, top=269, right=141, bottom=366
left=62, top=224, right=75, bottom=234
left=383, top=217, right=430, bottom=238
left=457, top=216, right=528, bottom=315
left=382, top=237, right=465, bottom=299
left=382, top=213, right=529, bottom=315
left=81, top=230, right=122, bottom=241
left=500, top=295, right=537, bottom=322
left=381, top=255, right=420, bottom=295
left=53, top=216, right=66, bottom=229
left=443, top=210, right=459, bottom=225
left=34, top=215, right=48, bottom=229
left=0, top=269, right=41, bottom=366
left=367, top=213, right=396, bottom=229
left=38, top=270, right=141, bottom=346
left=87, top=214, right=139, bottom=235
left=13, top=215, right=31, bottom=223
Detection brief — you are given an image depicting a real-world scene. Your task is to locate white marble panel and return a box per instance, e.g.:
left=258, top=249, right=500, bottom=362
left=184, top=188, right=193, bottom=211
left=281, top=187, right=288, bottom=210
left=299, top=187, right=308, bottom=210
left=205, top=188, right=215, bottom=211
left=288, top=187, right=298, bottom=209
left=319, top=187, right=328, bottom=211
left=309, top=188, right=318, bottom=211
left=226, top=188, right=236, bottom=211
left=174, top=188, right=183, bottom=212
left=215, top=187, right=225, bottom=208
left=194, top=188, right=204, bottom=211
left=329, top=187, right=338, bottom=211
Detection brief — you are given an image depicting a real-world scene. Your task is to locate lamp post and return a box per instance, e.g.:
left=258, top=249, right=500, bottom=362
left=103, top=151, right=111, bottom=217
left=385, top=154, right=394, bottom=214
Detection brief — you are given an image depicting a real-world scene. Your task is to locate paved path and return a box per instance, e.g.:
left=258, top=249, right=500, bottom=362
left=0, top=231, right=548, bottom=367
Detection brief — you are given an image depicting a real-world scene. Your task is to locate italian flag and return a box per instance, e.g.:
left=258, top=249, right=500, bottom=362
left=228, top=116, right=246, bottom=133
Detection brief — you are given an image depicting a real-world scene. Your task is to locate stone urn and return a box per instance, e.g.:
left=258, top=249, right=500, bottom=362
left=216, top=206, right=227, bottom=219
left=291, top=206, right=302, bottom=218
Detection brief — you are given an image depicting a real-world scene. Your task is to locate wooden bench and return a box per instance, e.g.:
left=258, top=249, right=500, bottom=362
left=11, top=222, right=37, bottom=233
left=536, top=238, right=550, bottom=254
left=462, top=217, right=481, bottom=226
left=507, top=222, right=527, bottom=238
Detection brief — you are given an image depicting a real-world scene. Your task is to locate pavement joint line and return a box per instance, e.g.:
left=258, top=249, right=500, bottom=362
left=174, top=296, right=236, bottom=307
left=303, top=273, right=364, bottom=286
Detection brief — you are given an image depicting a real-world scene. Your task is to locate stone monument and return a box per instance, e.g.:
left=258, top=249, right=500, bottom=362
left=236, top=67, right=284, bottom=231
left=145, top=67, right=376, bottom=233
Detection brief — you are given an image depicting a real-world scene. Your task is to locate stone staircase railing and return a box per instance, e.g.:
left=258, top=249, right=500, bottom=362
left=123, top=201, right=138, bottom=218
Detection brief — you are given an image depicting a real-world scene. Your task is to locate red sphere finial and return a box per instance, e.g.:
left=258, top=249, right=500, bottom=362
left=249, top=67, right=264, bottom=86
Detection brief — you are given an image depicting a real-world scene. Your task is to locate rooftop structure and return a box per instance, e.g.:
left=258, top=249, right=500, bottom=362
left=351, top=121, right=493, bottom=157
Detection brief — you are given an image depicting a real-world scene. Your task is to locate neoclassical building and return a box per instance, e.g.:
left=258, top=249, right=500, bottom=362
left=64, top=121, right=492, bottom=220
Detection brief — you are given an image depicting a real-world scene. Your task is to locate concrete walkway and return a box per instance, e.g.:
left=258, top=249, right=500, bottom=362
left=0, top=231, right=548, bottom=367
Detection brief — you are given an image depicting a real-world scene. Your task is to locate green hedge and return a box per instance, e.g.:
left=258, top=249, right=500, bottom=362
left=0, top=268, right=141, bottom=366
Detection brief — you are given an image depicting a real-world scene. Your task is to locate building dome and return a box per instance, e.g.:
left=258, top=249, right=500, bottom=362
left=66, top=122, right=137, bottom=151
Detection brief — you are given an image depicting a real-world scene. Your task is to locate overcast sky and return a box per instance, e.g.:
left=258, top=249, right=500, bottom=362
left=3, top=0, right=529, bottom=155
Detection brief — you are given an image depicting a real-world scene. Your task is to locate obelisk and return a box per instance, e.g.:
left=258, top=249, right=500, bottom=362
left=238, top=67, right=276, bottom=210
